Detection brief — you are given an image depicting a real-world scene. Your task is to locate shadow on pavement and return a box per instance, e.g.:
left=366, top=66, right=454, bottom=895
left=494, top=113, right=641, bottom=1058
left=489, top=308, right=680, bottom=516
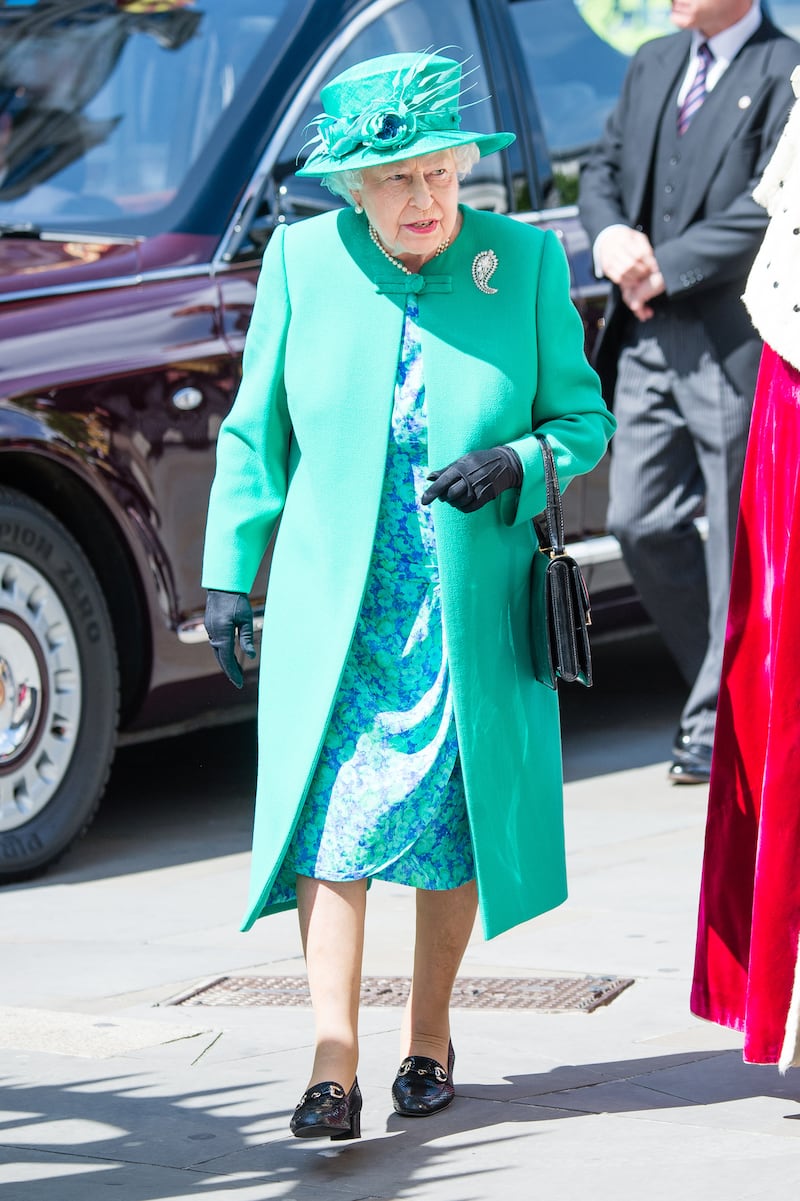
left=1, top=1048, right=798, bottom=1199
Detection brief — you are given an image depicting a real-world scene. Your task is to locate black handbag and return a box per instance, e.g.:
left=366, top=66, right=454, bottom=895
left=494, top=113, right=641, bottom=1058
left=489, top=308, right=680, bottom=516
left=530, top=434, right=593, bottom=689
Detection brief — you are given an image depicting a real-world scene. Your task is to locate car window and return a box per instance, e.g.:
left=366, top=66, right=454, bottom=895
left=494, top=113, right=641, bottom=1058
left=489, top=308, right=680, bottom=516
left=509, top=0, right=628, bottom=177
left=572, top=0, right=674, bottom=54
left=0, top=0, right=292, bottom=231
left=271, top=0, right=511, bottom=222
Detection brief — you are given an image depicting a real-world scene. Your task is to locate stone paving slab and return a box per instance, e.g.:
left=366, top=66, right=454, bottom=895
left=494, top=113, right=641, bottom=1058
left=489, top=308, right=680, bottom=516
left=0, top=1006, right=212, bottom=1059
left=0, top=1148, right=354, bottom=1201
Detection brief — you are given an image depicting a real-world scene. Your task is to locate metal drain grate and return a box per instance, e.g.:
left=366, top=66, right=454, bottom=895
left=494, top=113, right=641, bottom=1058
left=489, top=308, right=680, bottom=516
left=167, top=974, right=633, bottom=1013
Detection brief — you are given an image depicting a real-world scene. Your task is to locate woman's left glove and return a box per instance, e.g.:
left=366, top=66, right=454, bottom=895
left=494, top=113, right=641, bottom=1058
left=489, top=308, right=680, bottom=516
left=421, top=446, right=523, bottom=513
left=204, top=590, right=256, bottom=688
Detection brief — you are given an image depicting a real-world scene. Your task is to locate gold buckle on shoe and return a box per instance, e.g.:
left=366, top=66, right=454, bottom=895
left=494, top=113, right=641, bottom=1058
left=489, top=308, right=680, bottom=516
left=295, top=1081, right=345, bottom=1108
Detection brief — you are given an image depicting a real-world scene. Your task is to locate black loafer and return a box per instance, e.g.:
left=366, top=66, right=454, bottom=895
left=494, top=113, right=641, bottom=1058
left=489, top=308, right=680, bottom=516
left=668, top=741, right=712, bottom=785
left=290, top=1078, right=362, bottom=1140
left=392, top=1041, right=455, bottom=1116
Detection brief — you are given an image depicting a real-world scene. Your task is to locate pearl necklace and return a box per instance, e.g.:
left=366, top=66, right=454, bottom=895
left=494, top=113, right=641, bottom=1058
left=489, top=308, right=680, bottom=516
left=368, top=224, right=450, bottom=274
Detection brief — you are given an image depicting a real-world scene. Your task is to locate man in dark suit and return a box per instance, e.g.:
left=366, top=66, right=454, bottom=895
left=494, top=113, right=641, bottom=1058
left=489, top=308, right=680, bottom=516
left=579, top=1, right=800, bottom=784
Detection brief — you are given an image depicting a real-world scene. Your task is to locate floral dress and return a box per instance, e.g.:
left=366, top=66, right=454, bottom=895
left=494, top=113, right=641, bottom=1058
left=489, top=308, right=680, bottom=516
left=265, top=295, right=475, bottom=906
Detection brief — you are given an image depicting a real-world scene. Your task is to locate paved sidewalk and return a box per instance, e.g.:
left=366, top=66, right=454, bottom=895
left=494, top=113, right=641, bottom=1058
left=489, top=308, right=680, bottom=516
left=1, top=635, right=799, bottom=1200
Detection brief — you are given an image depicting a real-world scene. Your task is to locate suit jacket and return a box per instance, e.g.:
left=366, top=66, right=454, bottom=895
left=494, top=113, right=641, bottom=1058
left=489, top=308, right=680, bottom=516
left=578, top=18, right=800, bottom=402
left=202, top=205, right=614, bottom=939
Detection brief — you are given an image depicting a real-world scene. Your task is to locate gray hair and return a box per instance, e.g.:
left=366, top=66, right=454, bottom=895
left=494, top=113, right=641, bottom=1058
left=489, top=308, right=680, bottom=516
left=322, top=142, right=481, bottom=205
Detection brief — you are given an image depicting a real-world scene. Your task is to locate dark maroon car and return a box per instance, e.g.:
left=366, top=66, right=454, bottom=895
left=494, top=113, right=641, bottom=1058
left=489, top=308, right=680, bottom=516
left=0, top=0, right=636, bottom=880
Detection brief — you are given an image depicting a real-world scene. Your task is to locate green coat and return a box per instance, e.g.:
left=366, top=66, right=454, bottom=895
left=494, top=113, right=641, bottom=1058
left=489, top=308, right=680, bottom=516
left=202, top=204, right=615, bottom=938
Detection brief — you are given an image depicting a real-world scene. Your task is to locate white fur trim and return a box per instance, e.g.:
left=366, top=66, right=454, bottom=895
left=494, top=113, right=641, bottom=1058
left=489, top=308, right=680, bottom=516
left=742, top=92, right=800, bottom=371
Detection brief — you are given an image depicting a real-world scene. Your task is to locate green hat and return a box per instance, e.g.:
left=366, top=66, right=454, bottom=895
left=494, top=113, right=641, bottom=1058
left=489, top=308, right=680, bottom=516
left=297, top=50, right=515, bottom=176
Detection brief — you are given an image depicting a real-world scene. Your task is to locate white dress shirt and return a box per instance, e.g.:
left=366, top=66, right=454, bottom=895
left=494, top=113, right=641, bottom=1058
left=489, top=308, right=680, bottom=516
left=677, top=2, right=763, bottom=103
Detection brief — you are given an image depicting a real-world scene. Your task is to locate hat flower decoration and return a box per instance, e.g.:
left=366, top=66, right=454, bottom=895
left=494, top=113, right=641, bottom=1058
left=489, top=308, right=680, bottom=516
left=297, top=48, right=514, bottom=176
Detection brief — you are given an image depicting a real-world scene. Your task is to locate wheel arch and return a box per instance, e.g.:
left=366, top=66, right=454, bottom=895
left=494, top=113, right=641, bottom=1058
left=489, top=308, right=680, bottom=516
left=0, top=452, right=151, bottom=726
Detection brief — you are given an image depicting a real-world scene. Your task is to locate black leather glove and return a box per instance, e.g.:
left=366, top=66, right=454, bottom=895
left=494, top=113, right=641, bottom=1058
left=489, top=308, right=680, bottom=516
left=421, top=446, right=523, bottom=513
left=204, top=590, right=256, bottom=688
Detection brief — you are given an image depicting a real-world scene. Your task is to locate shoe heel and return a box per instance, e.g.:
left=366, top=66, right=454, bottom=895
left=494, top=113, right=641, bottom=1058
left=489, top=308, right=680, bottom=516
left=330, top=1107, right=361, bottom=1140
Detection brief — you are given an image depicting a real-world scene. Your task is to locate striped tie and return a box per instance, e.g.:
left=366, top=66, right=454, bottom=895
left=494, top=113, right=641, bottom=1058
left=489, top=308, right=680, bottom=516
left=677, top=42, right=713, bottom=135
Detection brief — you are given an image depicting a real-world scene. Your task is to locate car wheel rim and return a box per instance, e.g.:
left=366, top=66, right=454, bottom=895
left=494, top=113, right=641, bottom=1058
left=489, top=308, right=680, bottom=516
left=0, top=552, right=82, bottom=832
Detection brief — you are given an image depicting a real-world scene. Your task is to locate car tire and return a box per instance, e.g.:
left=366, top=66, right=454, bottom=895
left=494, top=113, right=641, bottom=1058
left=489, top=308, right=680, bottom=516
left=0, top=487, right=119, bottom=881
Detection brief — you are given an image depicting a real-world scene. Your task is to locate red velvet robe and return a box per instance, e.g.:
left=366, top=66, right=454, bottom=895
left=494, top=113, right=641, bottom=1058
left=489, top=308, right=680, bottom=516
left=691, top=344, right=800, bottom=1065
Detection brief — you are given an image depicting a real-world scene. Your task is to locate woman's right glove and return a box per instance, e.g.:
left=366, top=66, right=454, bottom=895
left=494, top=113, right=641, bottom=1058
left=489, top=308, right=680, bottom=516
left=204, top=590, right=256, bottom=688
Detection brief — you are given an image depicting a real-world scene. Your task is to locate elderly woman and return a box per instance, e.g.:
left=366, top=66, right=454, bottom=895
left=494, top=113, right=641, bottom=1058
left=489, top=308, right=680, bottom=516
left=202, top=50, right=615, bottom=1140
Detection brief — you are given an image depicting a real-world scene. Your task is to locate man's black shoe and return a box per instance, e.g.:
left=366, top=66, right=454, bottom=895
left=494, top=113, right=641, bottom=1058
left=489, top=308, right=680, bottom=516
left=673, top=727, right=692, bottom=755
left=668, top=741, right=712, bottom=785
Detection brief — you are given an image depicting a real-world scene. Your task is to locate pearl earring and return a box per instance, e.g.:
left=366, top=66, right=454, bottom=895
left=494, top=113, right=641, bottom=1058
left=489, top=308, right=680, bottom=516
left=354, top=203, right=363, bottom=214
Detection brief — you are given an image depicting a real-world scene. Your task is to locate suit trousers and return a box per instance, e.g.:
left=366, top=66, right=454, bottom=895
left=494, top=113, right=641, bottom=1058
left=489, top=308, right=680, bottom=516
left=607, top=308, right=753, bottom=747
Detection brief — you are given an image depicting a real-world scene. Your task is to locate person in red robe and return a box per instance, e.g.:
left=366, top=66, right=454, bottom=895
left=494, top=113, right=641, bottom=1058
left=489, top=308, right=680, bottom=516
left=691, top=68, right=800, bottom=1069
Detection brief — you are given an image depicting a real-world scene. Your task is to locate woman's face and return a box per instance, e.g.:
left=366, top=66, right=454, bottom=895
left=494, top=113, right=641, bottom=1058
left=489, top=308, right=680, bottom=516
left=352, top=149, right=461, bottom=267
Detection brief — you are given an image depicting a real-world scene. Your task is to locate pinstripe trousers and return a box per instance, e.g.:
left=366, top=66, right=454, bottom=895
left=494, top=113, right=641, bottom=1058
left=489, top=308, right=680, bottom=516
left=607, top=309, right=754, bottom=747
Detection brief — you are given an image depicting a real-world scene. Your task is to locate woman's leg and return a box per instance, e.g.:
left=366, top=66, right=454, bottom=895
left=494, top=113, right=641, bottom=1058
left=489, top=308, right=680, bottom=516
left=401, top=878, right=478, bottom=1066
left=296, top=875, right=367, bottom=1089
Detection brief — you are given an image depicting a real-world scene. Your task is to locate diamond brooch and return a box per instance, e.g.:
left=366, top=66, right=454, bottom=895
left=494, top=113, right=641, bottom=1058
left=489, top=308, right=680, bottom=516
left=472, top=249, right=498, bottom=294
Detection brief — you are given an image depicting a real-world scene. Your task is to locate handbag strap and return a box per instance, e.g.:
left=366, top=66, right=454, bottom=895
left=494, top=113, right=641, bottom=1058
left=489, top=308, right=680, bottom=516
left=534, top=434, right=565, bottom=556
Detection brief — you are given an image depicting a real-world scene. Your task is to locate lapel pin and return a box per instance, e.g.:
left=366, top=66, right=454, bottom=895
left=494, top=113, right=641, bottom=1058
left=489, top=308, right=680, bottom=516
left=738, top=95, right=752, bottom=109
left=472, top=249, right=499, bottom=294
